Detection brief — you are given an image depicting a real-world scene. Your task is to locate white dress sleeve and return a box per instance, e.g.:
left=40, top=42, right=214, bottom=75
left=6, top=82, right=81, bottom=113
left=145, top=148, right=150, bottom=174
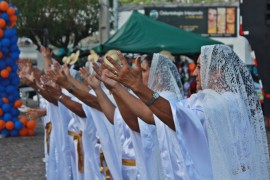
left=82, top=90, right=122, bottom=180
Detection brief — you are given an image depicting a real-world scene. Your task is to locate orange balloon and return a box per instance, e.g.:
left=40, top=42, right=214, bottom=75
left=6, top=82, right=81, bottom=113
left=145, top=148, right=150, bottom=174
left=6, top=66, right=11, bottom=72
left=19, top=127, right=28, bottom=136
left=5, top=121, right=14, bottom=130
left=7, top=7, right=15, bottom=16
left=1, top=69, right=9, bottom=78
left=0, top=1, right=8, bottom=11
left=9, top=21, right=15, bottom=28
left=27, top=120, right=36, bottom=129
left=0, top=29, right=3, bottom=38
left=27, top=129, right=34, bottom=136
left=2, top=97, right=9, bottom=103
left=0, top=120, right=5, bottom=130
left=19, top=117, right=28, bottom=126
left=0, top=19, right=6, bottom=28
left=0, top=108, right=3, bottom=116
left=9, top=15, right=17, bottom=23
left=13, top=100, right=23, bottom=108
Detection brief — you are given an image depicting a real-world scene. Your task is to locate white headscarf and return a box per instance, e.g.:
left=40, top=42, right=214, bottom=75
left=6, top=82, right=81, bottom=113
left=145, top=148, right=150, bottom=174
left=148, top=53, right=184, bottom=101
left=200, top=44, right=270, bottom=179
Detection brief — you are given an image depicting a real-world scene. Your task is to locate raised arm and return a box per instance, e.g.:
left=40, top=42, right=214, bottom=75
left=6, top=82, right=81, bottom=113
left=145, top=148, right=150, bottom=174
left=85, top=73, right=115, bottom=124
left=93, top=62, right=142, bottom=132
left=40, top=46, right=54, bottom=72
left=104, top=52, right=175, bottom=131
left=43, top=83, right=86, bottom=118
left=47, top=63, right=101, bottom=111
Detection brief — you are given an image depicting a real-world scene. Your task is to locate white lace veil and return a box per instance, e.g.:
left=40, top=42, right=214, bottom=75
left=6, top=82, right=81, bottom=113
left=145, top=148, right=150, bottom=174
left=200, top=44, right=270, bottom=179
left=148, top=53, right=184, bottom=101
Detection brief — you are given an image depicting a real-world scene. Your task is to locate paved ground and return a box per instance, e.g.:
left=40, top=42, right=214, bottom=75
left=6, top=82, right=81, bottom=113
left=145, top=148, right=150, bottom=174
left=0, top=119, right=45, bottom=180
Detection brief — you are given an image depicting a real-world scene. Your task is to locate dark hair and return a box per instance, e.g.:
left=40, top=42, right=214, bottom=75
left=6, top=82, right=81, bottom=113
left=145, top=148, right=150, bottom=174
left=143, top=53, right=153, bottom=67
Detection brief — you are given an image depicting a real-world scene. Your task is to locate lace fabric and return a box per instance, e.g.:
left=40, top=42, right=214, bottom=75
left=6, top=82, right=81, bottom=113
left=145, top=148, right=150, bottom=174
left=148, top=53, right=184, bottom=101
left=200, top=44, right=270, bottom=179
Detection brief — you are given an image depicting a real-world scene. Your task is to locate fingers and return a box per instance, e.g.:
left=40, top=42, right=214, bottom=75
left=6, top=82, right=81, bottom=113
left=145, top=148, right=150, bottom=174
left=104, top=69, right=118, bottom=81
left=54, top=62, right=61, bottom=71
left=116, top=51, right=128, bottom=67
left=101, top=62, right=118, bottom=77
left=134, top=56, right=141, bottom=70
left=105, top=55, right=121, bottom=70
left=93, top=63, right=102, bottom=76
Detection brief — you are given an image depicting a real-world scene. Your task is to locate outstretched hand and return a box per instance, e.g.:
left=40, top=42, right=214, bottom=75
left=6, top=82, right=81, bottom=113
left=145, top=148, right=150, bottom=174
left=26, top=108, right=45, bottom=120
left=103, top=51, right=143, bottom=91
left=79, top=66, right=91, bottom=82
left=86, top=74, right=101, bottom=90
left=40, top=46, right=52, bottom=59
left=93, top=60, right=118, bottom=90
left=47, top=65, right=69, bottom=87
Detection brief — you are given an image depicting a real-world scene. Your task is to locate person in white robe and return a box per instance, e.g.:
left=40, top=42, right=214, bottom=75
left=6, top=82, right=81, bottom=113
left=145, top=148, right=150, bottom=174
left=102, top=51, right=214, bottom=179
left=90, top=59, right=162, bottom=180
left=188, top=44, right=270, bottom=179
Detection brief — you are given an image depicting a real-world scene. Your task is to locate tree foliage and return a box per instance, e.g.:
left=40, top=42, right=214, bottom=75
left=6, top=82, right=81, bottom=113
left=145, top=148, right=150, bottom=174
left=11, top=0, right=99, bottom=51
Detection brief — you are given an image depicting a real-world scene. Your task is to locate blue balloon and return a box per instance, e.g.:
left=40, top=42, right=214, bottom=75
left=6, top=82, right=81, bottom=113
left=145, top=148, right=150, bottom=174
left=0, top=86, right=4, bottom=92
left=2, top=47, right=9, bottom=55
left=1, top=79, right=10, bottom=86
left=10, top=129, right=19, bottom=137
left=8, top=3, right=15, bottom=7
left=11, top=65, right=18, bottom=72
left=2, top=104, right=11, bottom=112
left=6, top=85, right=16, bottom=94
left=2, top=38, right=10, bottom=47
left=10, top=44, right=19, bottom=52
left=14, top=121, right=23, bottom=130
left=1, top=13, right=9, bottom=21
left=3, top=113, right=11, bottom=122
left=9, top=71, right=17, bottom=79
left=11, top=108, right=20, bottom=116
left=10, top=36, right=18, bottom=44
left=5, top=58, right=13, bottom=66
left=0, top=61, right=6, bottom=69
left=11, top=77, right=20, bottom=86
left=1, top=92, right=7, bottom=97
left=10, top=52, right=19, bottom=61
left=7, top=95, right=15, bottom=102
left=1, top=129, right=10, bottom=137
left=4, top=29, right=12, bottom=38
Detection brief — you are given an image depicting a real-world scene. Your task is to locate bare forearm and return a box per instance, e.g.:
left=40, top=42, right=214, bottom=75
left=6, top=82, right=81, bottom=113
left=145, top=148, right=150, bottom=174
left=112, top=92, right=140, bottom=132
left=28, top=83, right=57, bottom=105
left=44, top=58, right=53, bottom=72
left=68, top=76, right=90, bottom=93
left=132, top=83, right=175, bottom=131
left=59, top=94, right=86, bottom=118
left=94, top=88, right=115, bottom=124
left=111, top=84, right=154, bottom=129
left=60, top=80, right=101, bottom=111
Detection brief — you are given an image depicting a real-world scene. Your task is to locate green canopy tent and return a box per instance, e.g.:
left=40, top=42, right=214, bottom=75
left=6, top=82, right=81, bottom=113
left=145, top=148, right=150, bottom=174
left=94, top=11, right=222, bottom=54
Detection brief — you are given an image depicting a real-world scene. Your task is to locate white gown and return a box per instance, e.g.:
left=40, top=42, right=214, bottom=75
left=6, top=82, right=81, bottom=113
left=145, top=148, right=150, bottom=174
left=82, top=89, right=122, bottom=180
left=154, top=92, right=213, bottom=180
left=113, top=108, right=138, bottom=179
left=46, top=103, right=62, bottom=180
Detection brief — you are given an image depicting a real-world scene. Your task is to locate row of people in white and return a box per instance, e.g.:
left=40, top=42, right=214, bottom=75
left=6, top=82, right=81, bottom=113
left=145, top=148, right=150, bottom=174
left=23, top=44, right=269, bottom=180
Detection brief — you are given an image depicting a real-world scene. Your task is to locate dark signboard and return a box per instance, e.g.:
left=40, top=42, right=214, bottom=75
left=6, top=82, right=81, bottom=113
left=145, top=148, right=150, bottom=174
left=144, top=7, right=237, bottom=37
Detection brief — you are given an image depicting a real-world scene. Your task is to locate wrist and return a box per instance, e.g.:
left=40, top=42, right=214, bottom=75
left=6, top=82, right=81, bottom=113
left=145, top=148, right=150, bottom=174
left=131, top=81, right=144, bottom=94
left=58, top=94, right=64, bottom=101
left=67, top=84, right=75, bottom=94
left=109, top=83, right=122, bottom=94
